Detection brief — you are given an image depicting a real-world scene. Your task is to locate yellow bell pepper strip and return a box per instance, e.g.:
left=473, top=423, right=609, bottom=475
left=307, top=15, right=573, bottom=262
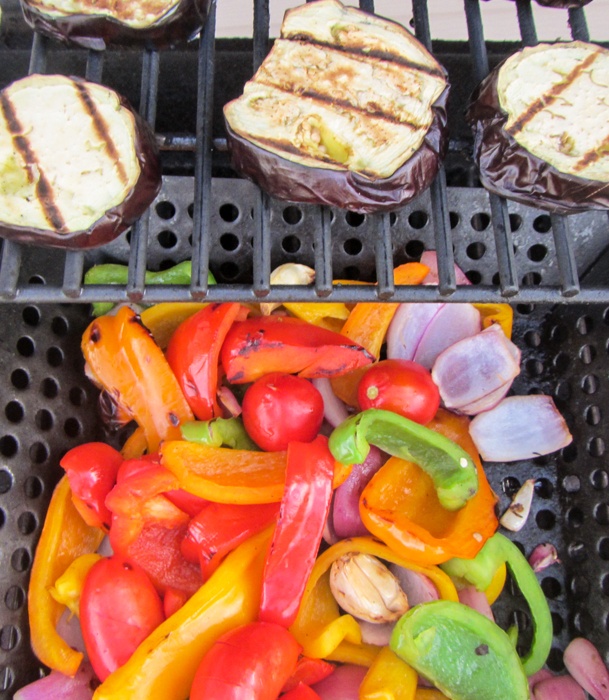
left=92, top=527, right=272, bottom=700
left=160, top=440, right=287, bottom=504
left=416, top=690, right=449, bottom=700
left=121, top=426, right=148, bottom=459
left=284, top=301, right=350, bottom=333
left=440, top=533, right=552, bottom=676
left=484, top=562, right=507, bottom=605
left=259, top=436, right=335, bottom=628
left=330, top=263, right=430, bottom=407
left=390, top=600, right=530, bottom=700
left=473, top=303, right=513, bottom=339
left=140, top=302, right=208, bottom=349
left=290, top=537, right=457, bottom=664
left=329, top=408, right=478, bottom=512
left=358, top=410, right=498, bottom=566
left=82, top=306, right=194, bottom=453
left=29, top=475, right=105, bottom=677
left=49, top=553, right=102, bottom=617
left=360, top=646, right=418, bottom=700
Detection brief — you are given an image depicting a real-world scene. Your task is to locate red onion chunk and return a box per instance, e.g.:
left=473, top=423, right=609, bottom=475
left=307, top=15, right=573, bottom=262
left=312, top=377, right=350, bottom=428
left=564, top=637, right=609, bottom=700
left=386, top=302, right=443, bottom=362
left=528, top=543, right=560, bottom=573
left=431, top=324, right=521, bottom=414
left=14, top=662, right=96, bottom=700
left=420, top=251, right=471, bottom=286
left=529, top=668, right=554, bottom=692
left=457, top=381, right=511, bottom=415
left=217, top=385, right=242, bottom=417
left=389, top=564, right=439, bottom=607
left=56, top=609, right=86, bottom=655
left=357, top=619, right=395, bottom=646
left=332, top=446, right=385, bottom=539
left=457, top=585, right=494, bottom=622
left=533, top=675, right=587, bottom=700
left=413, top=303, right=482, bottom=370
left=469, top=395, right=573, bottom=462
left=311, top=664, right=367, bottom=699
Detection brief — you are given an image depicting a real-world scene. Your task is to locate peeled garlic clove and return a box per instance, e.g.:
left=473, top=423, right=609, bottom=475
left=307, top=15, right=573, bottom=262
left=329, top=552, right=409, bottom=624
left=500, top=479, right=535, bottom=532
left=260, top=263, right=316, bottom=315
left=528, top=543, right=560, bottom=573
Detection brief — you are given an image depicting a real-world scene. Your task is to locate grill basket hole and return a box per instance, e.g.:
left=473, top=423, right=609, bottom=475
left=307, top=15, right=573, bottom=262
left=344, top=238, right=363, bottom=256
left=408, top=211, right=428, bottom=230
left=22, top=307, right=40, bottom=327
left=0, top=470, right=12, bottom=495
left=35, top=409, right=53, bottom=431
left=29, top=442, right=49, bottom=464
left=282, top=236, right=301, bottom=254
left=155, top=201, right=176, bottom=220
left=10, top=548, right=31, bottom=573
left=17, top=512, right=36, bottom=536
left=41, top=378, right=58, bottom=398
left=346, top=211, right=366, bottom=228
left=24, top=477, right=42, bottom=500
left=283, top=206, right=303, bottom=225
left=533, top=215, right=552, bottom=233
left=470, top=213, right=490, bottom=231
left=4, top=586, right=24, bottom=611
left=158, top=230, right=178, bottom=249
left=219, top=203, right=239, bottom=222
left=16, top=337, right=34, bottom=358
left=220, top=233, right=240, bottom=251
left=0, top=436, right=18, bottom=458
left=5, top=401, right=23, bottom=424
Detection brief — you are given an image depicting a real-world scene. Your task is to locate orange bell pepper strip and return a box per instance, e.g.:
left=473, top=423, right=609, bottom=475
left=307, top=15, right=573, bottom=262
left=360, top=409, right=498, bottom=566
left=160, top=440, right=287, bottom=504
left=284, top=301, right=350, bottom=334
left=289, top=536, right=457, bottom=665
left=360, top=647, right=418, bottom=700
left=416, top=690, right=449, bottom=700
left=331, top=263, right=429, bottom=406
left=29, top=476, right=105, bottom=677
left=82, top=306, right=194, bottom=453
left=92, top=527, right=272, bottom=700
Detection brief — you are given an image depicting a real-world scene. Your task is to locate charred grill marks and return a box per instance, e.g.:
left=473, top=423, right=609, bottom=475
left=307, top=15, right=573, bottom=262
left=0, top=94, right=67, bottom=232
left=574, top=134, right=609, bottom=172
left=74, top=81, right=129, bottom=185
left=507, top=51, right=601, bottom=135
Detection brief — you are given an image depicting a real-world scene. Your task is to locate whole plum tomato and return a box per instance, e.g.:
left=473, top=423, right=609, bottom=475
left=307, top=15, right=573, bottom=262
left=357, top=359, right=440, bottom=425
left=242, top=372, right=324, bottom=451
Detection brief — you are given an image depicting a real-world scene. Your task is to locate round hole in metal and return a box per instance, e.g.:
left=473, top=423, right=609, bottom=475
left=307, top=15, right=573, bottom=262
left=582, top=374, right=600, bottom=394
left=344, top=238, right=363, bottom=256
left=35, top=409, right=53, bottom=431
left=551, top=612, right=564, bottom=635
left=29, top=442, right=49, bottom=464
left=219, top=202, right=239, bottom=223
left=282, top=235, right=301, bottom=254
left=17, top=512, right=37, bottom=536
left=466, top=242, right=486, bottom=260
left=465, top=270, right=482, bottom=284
left=569, top=575, right=590, bottom=599
left=46, top=347, right=64, bottom=368
left=156, top=201, right=176, bottom=220
left=10, top=548, right=31, bottom=573
left=516, top=303, right=535, bottom=315
left=567, top=541, right=587, bottom=563
left=220, top=233, right=240, bottom=251
left=535, top=478, right=553, bottom=499
left=586, top=405, right=602, bottom=426
left=16, top=337, right=34, bottom=358
left=536, top=510, right=556, bottom=530
left=553, top=352, right=571, bottom=373
left=533, top=215, right=552, bottom=233
left=158, top=230, right=178, bottom=249
left=187, top=203, right=194, bottom=219
left=579, top=344, right=596, bottom=364
left=0, top=470, right=12, bottom=494
left=69, top=387, right=86, bottom=407
left=502, top=476, right=521, bottom=497
left=591, top=469, right=609, bottom=490
left=526, top=359, right=544, bottom=376
left=566, top=506, right=584, bottom=529
left=345, top=210, right=366, bottom=228
left=527, top=244, right=548, bottom=262
left=576, top=315, right=594, bottom=335
left=524, top=330, right=542, bottom=348
left=599, top=537, right=609, bottom=560
left=588, top=437, right=605, bottom=458
left=522, top=271, right=542, bottom=286
left=509, top=214, right=522, bottom=231
left=0, top=435, right=18, bottom=458
left=408, top=211, right=428, bottom=230
left=283, top=206, right=303, bottom=225
left=22, top=306, right=40, bottom=327
left=41, top=378, right=59, bottom=398
left=541, top=576, right=561, bottom=598
left=0, top=509, right=4, bottom=530
left=51, top=316, right=69, bottom=337
left=24, top=476, right=42, bottom=500
left=389, top=212, right=398, bottom=226
left=219, top=262, right=240, bottom=281
left=405, top=240, right=424, bottom=259
left=470, top=212, right=490, bottom=231
left=4, top=586, right=24, bottom=611
left=5, top=401, right=23, bottom=424
left=449, top=212, right=460, bottom=229
left=594, top=502, right=609, bottom=525
left=64, top=417, right=82, bottom=438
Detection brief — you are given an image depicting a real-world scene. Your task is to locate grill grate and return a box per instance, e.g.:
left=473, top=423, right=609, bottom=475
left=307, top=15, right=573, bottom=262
left=0, top=0, right=607, bottom=304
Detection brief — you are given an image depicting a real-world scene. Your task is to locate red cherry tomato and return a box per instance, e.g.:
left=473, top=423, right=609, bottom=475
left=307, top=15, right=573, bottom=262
left=241, top=372, right=324, bottom=451
left=357, top=359, right=440, bottom=425
left=190, top=621, right=301, bottom=700
left=80, top=556, right=164, bottom=681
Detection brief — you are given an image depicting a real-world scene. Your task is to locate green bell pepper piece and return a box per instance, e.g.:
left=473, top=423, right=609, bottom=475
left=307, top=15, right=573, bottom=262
left=85, top=261, right=216, bottom=316
left=328, top=408, right=478, bottom=511
left=440, top=532, right=552, bottom=676
left=181, top=418, right=258, bottom=452
left=390, top=600, right=529, bottom=700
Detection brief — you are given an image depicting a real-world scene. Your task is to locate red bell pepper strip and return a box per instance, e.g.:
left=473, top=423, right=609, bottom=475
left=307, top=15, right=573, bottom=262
left=60, top=442, right=123, bottom=531
left=190, top=621, right=301, bottom=700
left=259, top=435, right=335, bottom=628
left=282, top=657, right=335, bottom=694
left=166, top=303, right=247, bottom=420
left=281, top=684, right=322, bottom=700
left=181, top=501, right=280, bottom=579
left=220, top=316, right=374, bottom=384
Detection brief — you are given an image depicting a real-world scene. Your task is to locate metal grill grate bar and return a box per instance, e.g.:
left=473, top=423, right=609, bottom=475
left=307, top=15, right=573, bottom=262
left=314, top=206, right=333, bottom=298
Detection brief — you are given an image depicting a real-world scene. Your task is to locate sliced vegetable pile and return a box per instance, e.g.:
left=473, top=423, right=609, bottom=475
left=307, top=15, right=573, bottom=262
left=19, top=257, right=606, bottom=700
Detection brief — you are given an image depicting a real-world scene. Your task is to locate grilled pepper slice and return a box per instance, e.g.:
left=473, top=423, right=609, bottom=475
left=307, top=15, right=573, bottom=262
left=440, top=533, right=552, bottom=676
left=329, top=408, right=478, bottom=512
left=220, top=315, right=374, bottom=384
left=390, top=600, right=529, bottom=700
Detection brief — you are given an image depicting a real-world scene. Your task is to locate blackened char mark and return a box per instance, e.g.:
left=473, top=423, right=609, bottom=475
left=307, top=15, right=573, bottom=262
left=74, top=80, right=129, bottom=186
left=574, top=133, right=609, bottom=173
left=0, top=94, right=67, bottom=232
left=507, top=51, right=600, bottom=135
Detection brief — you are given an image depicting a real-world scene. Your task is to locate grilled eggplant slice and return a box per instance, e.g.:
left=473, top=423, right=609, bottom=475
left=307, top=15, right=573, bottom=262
left=0, top=74, right=161, bottom=249
left=534, top=0, right=592, bottom=7
left=468, top=41, right=609, bottom=214
left=224, top=0, right=449, bottom=213
left=20, top=0, right=211, bottom=50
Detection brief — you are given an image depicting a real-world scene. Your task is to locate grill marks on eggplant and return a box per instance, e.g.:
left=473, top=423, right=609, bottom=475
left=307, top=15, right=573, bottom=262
left=224, top=0, right=447, bottom=180
left=24, top=0, right=181, bottom=28
left=498, top=42, right=609, bottom=183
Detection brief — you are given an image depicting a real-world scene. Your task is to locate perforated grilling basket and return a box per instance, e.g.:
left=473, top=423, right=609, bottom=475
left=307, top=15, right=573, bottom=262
left=1, top=0, right=609, bottom=695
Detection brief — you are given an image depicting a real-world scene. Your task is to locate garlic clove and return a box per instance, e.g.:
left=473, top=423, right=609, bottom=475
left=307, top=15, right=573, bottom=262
left=260, top=263, right=316, bottom=315
left=500, top=479, right=535, bottom=532
left=329, top=552, right=409, bottom=624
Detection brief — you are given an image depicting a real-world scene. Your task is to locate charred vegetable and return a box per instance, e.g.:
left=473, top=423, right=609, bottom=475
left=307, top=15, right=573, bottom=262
left=224, top=0, right=449, bottom=213
left=468, top=41, right=609, bottom=214
left=20, top=0, right=212, bottom=50
left=0, top=74, right=160, bottom=249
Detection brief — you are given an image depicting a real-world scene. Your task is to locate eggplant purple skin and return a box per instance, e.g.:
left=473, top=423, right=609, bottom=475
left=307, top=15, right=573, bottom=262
left=467, top=63, right=609, bottom=215
left=225, top=87, right=450, bottom=215
left=20, top=0, right=212, bottom=50
left=0, top=87, right=162, bottom=251
left=533, top=0, right=592, bottom=7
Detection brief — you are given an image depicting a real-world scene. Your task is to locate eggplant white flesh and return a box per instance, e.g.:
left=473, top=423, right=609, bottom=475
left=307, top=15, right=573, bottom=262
left=0, top=74, right=160, bottom=249
left=20, top=0, right=211, bottom=49
left=224, top=0, right=448, bottom=211
left=468, top=41, right=609, bottom=213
